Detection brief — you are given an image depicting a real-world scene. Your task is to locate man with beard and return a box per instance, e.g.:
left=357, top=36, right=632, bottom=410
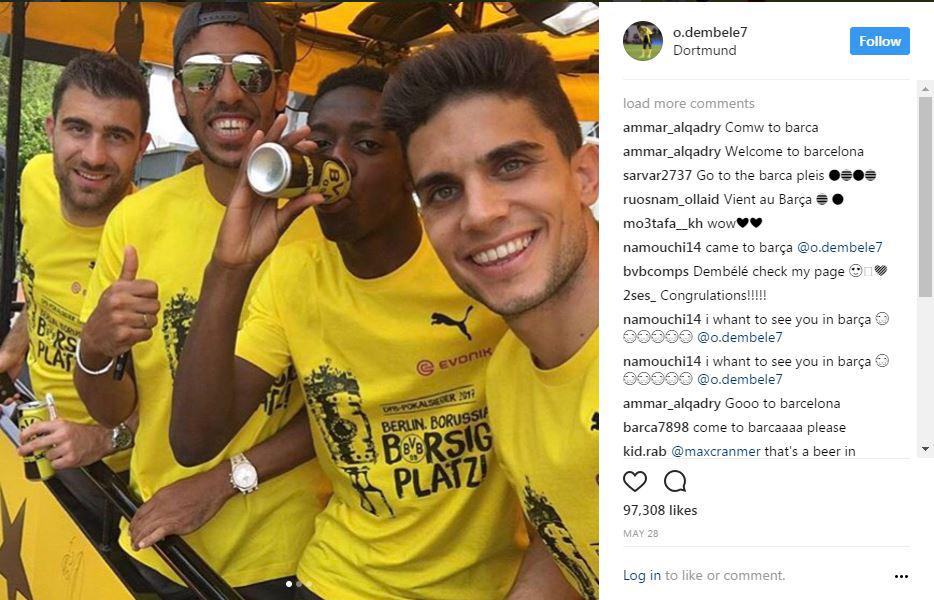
left=382, top=33, right=599, bottom=598
left=2, top=53, right=148, bottom=526
left=168, top=65, right=528, bottom=599
left=74, top=4, right=328, bottom=598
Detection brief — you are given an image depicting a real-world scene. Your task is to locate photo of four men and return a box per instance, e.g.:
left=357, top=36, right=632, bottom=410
left=0, top=3, right=598, bottom=599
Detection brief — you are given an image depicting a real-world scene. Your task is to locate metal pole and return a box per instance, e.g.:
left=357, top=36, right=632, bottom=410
left=461, top=2, right=484, bottom=32
left=83, top=463, right=245, bottom=600
left=0, top=2, right=26, bottom=340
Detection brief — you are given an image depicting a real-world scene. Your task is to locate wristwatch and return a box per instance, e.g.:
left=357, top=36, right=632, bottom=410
left=111, top=422, right=133, bottom=451
left=229, top=453, right=258, bottom=494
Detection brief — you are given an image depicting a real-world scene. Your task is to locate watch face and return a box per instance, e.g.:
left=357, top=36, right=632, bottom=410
left=113, top=427, right=132, bottom=450
left=233, top=465, right=257, bottom=488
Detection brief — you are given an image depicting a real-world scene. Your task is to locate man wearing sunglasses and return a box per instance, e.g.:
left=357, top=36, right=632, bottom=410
left=168, top=64, right=529, bottom=599
left=74, top=3, right=327, bottom=598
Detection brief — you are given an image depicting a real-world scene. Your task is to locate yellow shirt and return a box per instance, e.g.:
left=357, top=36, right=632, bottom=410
left=236, top=232, right=524, bottom=599
left=487, top=330, right=599, bottom=599
left=18, top=153, right=130, bottom=471
left=81, top=165, right=330, bottom=587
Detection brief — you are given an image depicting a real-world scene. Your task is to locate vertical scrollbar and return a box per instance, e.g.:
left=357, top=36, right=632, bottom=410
left=919, top=83, right=932, bottom=457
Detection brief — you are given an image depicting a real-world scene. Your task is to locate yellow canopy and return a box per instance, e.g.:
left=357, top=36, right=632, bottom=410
left=0, top=2, right=597, bottom=120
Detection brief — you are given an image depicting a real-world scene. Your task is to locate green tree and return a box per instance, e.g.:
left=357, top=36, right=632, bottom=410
left=0, top=57, right=63, bottom=170
left=0, top=58, right=62, bottom=256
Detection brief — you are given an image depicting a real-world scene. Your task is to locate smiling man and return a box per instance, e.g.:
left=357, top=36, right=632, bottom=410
left=73, top=4, right=327, bottom=598
left=0, top=53, right=149, bottom=539
left=383, top=33, right=600, bottom=599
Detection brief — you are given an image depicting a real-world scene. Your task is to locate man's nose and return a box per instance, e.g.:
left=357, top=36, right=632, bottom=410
left=213, top=65, right=247, bottom=104
left=460, top=179, right=509, bottom=232
left=330, top=140, right=357, bottom=178
left=81, top=134, right=108, bottom=168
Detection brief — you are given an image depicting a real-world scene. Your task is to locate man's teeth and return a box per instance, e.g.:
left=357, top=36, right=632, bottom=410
left=212, top=118, right=251, bottom=134
left=472, top=234, right=532, bottom=265
left=76, top=171, right=106, bottom=181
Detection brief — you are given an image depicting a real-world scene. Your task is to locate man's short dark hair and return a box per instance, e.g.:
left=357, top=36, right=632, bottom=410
left=52, top=51, right=150, bottom=132
left=382, top=32, right=582, bottom=158
left=313, top=65, right=389, bottom=110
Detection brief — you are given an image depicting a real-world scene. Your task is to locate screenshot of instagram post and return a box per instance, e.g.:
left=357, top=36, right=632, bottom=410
left=0, top=3, right=604, bottom=600
left=603, top=3, right=934, bottom=598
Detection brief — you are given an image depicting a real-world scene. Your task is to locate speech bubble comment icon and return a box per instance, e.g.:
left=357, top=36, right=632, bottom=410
left=664, top=469, right=687, bottom=493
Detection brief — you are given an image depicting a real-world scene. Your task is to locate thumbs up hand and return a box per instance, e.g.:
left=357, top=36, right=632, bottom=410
left=79, top=246, right=161, bottom=367
left=119, top=244, right=139, bottom=282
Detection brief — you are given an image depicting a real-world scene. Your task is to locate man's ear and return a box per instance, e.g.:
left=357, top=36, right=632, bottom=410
left=44, top=115, right=55, bottom=148
left=274, top=72, right=291, bottom=112
left=572, top=143, right=599, bottom=208
left=137, top=132, right=152, bottom=162
left=172, top=78, right=188, bottom=119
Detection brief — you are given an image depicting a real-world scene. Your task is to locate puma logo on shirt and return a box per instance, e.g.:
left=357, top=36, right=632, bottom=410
left=430, top=305, right=474, bottom=341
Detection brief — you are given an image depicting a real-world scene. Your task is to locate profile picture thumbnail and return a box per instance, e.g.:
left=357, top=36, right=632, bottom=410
left=625, top=21, right=662, bottom=61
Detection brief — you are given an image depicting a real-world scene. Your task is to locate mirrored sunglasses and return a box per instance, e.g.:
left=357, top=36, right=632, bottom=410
left=176, top=53, right=279, bottom=95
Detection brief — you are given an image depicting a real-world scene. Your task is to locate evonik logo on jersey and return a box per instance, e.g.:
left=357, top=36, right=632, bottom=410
left=415, top=347, right=493, bottom=377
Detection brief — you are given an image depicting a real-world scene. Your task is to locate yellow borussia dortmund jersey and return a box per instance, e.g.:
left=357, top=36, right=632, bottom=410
left=487, top=330, right=599, bottom=599
left=18, top=153, right=130, bottom=471
left=81, top=165, right=330, bottom=587
left=236, top=232, right=524, bottom=600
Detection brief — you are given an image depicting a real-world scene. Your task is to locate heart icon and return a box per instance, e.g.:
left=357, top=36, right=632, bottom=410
left=751, top=217, right=762, bottom=228
left=736, top=218, right=749, bottom=228
left=623, top=470, right=647, bottom=492
left=874, top=265, right=887, bottom=276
